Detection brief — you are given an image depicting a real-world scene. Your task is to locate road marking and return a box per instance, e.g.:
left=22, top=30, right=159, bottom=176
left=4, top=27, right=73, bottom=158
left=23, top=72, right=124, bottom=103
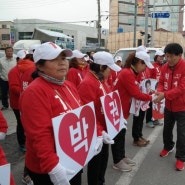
left=115, top=125, right=163, bottom=185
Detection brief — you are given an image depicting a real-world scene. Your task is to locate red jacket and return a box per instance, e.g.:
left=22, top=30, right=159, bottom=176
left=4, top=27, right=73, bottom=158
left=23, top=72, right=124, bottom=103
left=157, top=58, right=185, bottom=112
left=113, top=68, right=152, bottom=119
left=67, top=66, right=89, bottom=87
left=19, top=78, right=82, bottom=174
left=136, top=68, right=151, bottom=83
left=106, top=69, right=121, bottom=90
left=0, top=111, right=15, bottom=185
left=147, top=62, right=163, bottom=81
left=8, top=59, right=35, bottom=109
left=78, top=72, right=110, bottom=136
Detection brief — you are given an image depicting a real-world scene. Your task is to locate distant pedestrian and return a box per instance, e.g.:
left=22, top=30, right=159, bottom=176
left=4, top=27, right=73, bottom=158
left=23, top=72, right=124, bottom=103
left=8, top=47, right=37, bottom=185
left=0, top=47, right=16, bottom=110
left=67, top=50, right=89, bottom=87
left=154, top=43, right=185, bottom=171
left=147, top=49, right=165, bottom=126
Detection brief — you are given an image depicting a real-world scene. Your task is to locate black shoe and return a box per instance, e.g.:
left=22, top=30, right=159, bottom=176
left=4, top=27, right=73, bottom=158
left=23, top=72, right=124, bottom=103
left=1, top=106, right=8, bottom=110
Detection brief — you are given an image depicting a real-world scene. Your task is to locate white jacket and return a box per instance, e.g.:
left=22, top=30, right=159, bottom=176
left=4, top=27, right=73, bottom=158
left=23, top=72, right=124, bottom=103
left=0, top=56, right=16, bottom=81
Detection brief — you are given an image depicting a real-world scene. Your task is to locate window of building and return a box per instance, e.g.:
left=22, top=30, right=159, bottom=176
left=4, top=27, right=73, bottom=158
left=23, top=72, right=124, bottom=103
left=2, top=34, right=10, bottom=40
left=2, top=25, right=7, bottom=29
left=19, top=32, right=33, bottom=39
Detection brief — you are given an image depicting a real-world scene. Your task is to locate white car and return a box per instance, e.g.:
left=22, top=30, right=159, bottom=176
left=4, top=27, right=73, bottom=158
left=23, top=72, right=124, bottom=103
left=113, top=47, right=162, bottom=66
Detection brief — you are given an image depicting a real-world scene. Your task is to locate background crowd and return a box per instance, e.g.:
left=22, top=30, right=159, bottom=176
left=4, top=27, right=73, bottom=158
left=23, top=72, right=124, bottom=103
left=0, top=42, right=185, bottom=185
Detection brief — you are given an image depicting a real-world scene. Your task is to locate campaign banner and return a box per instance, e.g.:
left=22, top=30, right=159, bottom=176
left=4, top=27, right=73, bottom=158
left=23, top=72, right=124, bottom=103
left=139, top=78, right=157, bottom=111
left=0, top=163, right=10, bottom=185
left=52, top=102, right=97, bottom=180
left=129, top=78, right=164, bottom=120
left=152, top=99, right=165, bottom=120
left=100, top=90, right=126, bottom=139
left=130, top=97, right=142, bottom=116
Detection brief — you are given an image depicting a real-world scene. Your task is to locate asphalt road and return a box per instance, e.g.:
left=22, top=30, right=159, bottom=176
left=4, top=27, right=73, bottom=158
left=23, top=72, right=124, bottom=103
left=1, top=108, right=185, bottom=185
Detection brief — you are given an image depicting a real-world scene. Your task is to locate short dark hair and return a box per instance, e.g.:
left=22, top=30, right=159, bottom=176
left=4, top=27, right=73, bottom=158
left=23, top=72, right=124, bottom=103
left=164, top=43, right=183, bottom=55
left=145, top=79, right=151, bottom=88
left=5, top=46, right=13, bottom=52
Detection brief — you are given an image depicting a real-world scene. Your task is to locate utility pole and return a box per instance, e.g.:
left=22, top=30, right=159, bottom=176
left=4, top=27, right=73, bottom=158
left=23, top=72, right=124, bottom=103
left=151, top=1, right=156, bottom=47
left=97, top=0, right=101, bottom=47
left=133, top=0, right=137, bottom=47
left=144, top=0, right=149, bottom=46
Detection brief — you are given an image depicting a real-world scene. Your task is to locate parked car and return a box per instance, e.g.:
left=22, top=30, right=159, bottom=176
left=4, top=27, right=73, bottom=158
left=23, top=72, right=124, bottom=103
left=113, top=47, right=162, bottom=66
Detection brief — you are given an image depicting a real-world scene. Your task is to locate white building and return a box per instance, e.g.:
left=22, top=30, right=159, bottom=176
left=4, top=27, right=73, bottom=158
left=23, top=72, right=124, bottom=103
left=13, top=19, right=108, bottom=51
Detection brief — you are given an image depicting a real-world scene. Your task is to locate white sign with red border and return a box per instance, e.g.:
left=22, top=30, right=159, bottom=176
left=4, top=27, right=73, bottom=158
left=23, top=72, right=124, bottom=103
left=52, top=102, right=97, bottom=180
left=0, top=163, right=10, bottom=185
left=100, top=90, right=126, bottom=139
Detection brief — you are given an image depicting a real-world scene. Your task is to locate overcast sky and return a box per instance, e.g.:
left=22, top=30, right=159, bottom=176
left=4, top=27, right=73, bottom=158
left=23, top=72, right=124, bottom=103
left=0, top=0, right=110, bottom=28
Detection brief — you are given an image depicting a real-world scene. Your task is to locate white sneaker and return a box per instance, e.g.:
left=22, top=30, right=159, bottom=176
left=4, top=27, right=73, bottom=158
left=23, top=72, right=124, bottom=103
left=113, top=160, right=132, bottom=172
left=122, top=157, right=136, bottom=166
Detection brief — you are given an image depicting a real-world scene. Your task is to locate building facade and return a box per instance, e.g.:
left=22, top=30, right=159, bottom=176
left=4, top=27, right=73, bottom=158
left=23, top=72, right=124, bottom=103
left=107, top=0, right=185, bottom=53
left=0, top=19, right=108, bottom=51
left=109, top=0, right=184, bottom=34
left=0, top=21, right=15, bottom=49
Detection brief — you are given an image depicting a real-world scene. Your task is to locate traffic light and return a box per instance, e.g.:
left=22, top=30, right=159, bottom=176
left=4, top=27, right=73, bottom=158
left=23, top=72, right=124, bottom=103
left=140, top=31, right=145, bottom=36
left=147, top=34, right=151, bottom=44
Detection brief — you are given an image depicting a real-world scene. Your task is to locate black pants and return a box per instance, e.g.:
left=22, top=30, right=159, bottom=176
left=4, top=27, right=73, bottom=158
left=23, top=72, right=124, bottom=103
left=13, top=109, right=25, bottom=146
left=0, top=79, right=9, bottom=108
left=132, top=109, right=145, bottom=141
left=163, top=108, right=185, bottom=162
left=111, top=128, right=126, bottom=164
left=27, top=167, right=82, bottom=185
left=87, top=143, right=109, bottom=185
left=146, top=102, right=153, bottom=123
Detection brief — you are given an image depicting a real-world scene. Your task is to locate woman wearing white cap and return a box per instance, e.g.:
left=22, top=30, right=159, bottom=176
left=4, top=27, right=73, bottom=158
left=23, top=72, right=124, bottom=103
left=106, top=56, right=123, bottom=90
left=112, top=49, right=156, bottom=171
left=78, top=51, right=119, bottom=185
left=67, top=50, right=89, bottom=87
left=19, top=42, right=83, bottom=185
left=8, top=49, right=35, bottom=185
left=145, top=49, right=165, bottom=127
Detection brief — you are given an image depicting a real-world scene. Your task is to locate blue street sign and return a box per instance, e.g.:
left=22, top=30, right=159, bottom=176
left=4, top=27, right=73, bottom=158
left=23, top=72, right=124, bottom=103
left=151, top=12, right=170, bottom=18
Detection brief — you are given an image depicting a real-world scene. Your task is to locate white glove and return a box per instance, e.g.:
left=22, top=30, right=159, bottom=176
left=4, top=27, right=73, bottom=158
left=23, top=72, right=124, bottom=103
left=0, top=132, right=6, bottom=140
left=94, top=136, right=103, bottom=155
left=151, top=94, right=158, bottom=101
left=102, top=131, right=114, bottom=144
left=123, top=118, right=127, bottom=125
left=49, top=163, right=75, bottom=185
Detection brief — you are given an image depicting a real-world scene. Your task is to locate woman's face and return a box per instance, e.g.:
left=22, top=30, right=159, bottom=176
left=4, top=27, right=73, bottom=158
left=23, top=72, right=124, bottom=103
left=135, top=60, right=147, bottom=73
left=37, top=53, right=69, bottom=80
left=77, top=57, right=88, bottom=67
left=101, top=66, right=111, bottom=79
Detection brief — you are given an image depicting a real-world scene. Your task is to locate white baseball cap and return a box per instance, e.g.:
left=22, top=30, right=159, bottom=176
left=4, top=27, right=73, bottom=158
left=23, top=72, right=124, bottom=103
left=135, top=51, right=154, bottom=69
left=33, top=42, right=72, bottom=63
left=93, top=51, right=121, bottom=72
left=114, top=56, right=122, bottom=63
left=155, top=50, right=165, bottom=56
left=16, top=50, right=28, bottom=59
left=136, top=45, right=149, bottom=53
left=28, top=44, right=41, bottom=54
left=71, top=50, right=87, bottom=59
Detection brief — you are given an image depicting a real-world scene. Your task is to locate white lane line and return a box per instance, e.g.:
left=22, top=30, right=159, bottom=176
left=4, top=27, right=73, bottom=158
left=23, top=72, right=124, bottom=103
left=115, top=125, right=163, bottom=185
